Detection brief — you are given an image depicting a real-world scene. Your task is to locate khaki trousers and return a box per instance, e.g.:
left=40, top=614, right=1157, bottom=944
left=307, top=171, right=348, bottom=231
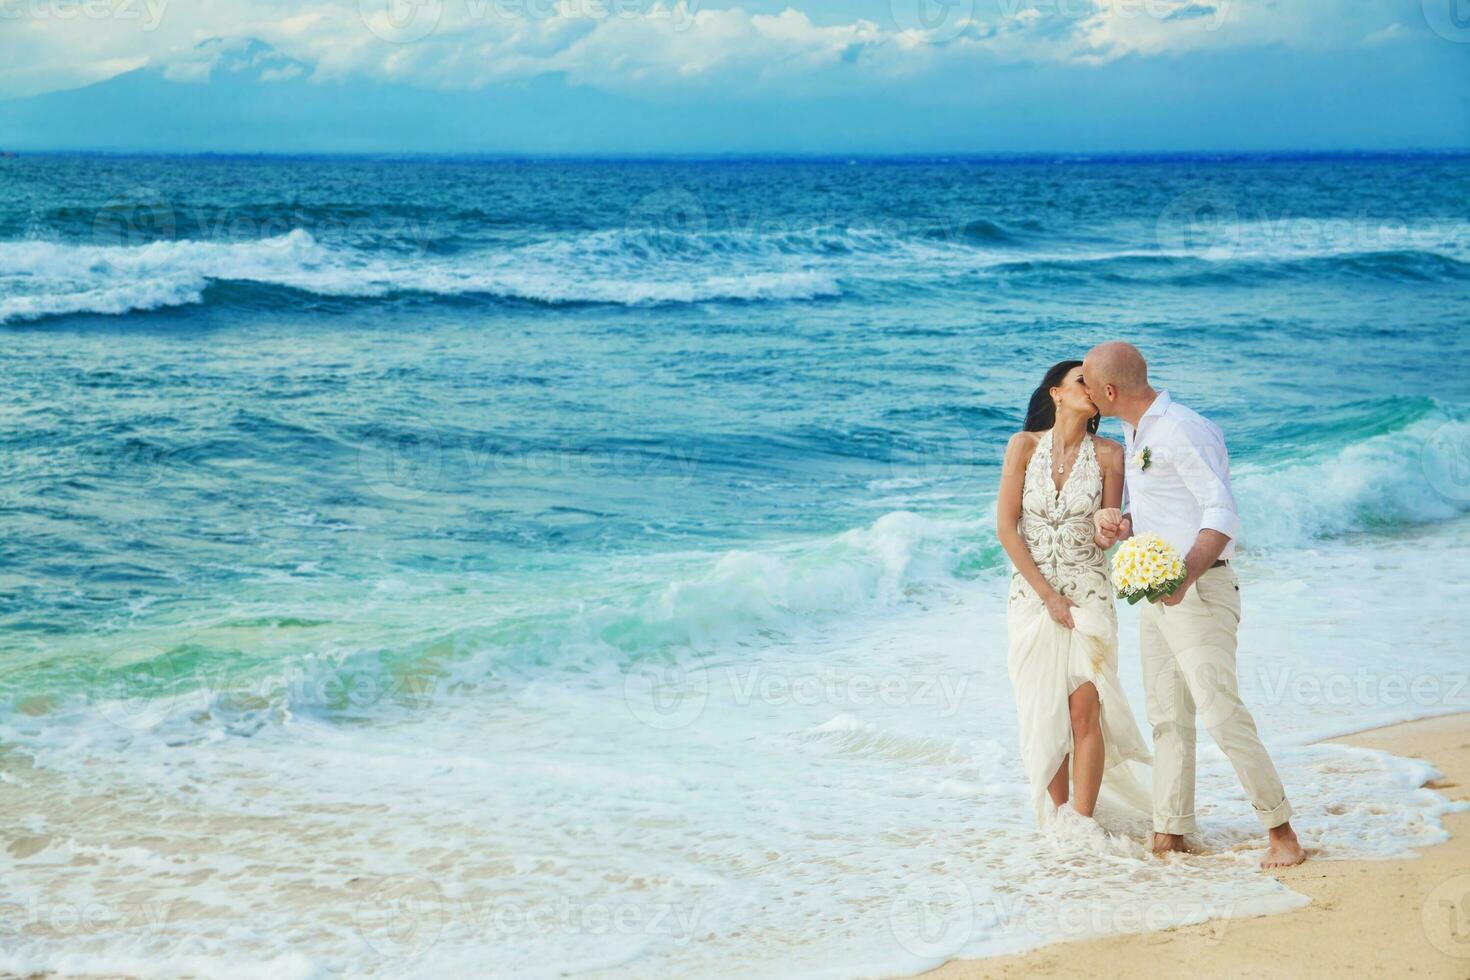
left=1140, top=564, right=1292, bottom=834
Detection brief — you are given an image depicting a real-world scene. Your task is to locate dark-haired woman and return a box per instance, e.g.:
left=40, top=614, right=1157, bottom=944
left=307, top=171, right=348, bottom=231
left=996, top=360, right=1151, bottom=829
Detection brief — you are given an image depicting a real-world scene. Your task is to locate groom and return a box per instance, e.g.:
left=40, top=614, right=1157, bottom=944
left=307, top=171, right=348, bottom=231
left=1082, top=341, right=1306, bottom=868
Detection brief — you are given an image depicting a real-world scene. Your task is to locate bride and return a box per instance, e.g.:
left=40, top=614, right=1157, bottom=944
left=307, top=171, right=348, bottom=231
left=996, top=359, right=1151, bottom=826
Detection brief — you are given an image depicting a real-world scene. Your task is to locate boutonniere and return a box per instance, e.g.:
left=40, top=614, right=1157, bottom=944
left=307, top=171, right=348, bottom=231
left=1134, top=446, right=1153, bottom=471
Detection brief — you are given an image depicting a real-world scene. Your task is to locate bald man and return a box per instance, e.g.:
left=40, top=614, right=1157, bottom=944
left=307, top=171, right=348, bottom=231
left=1081, top=341, right=1305, bottom=868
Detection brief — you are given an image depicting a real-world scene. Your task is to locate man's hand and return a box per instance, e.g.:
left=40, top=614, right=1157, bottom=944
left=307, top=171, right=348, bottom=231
left=1093, top=508, right=1124, bottom=548
left=1154, top=529, right=1230, bottom=605
left=1156, top=578, right=1192, bottom=605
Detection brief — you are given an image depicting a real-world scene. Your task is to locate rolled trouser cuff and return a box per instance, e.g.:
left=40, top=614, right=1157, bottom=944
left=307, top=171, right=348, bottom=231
left=1154, top=812, right=1197, bottom=835
left=1256, top=796, right=1293, bottom=830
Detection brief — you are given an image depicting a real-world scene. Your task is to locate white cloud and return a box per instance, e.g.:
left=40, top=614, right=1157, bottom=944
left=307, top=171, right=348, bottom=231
left=1363, top=22, right=1407, bottom=46
left=0, top=0, right=1439, bottom=100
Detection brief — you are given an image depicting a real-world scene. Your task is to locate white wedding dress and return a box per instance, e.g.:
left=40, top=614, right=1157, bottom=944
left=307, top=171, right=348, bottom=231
left=1006, top=430, right=1152, bottom=825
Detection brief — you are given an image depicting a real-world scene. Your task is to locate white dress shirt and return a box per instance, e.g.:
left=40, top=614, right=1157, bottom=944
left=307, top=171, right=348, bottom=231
left=1120, top=390, right=1240, bottom=560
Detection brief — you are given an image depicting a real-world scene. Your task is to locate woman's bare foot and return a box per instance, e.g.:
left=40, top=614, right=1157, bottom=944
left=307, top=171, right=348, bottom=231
left=1261, top=822, right=1306, bottom=868
left=1150, top=832, right=1190, bottom=854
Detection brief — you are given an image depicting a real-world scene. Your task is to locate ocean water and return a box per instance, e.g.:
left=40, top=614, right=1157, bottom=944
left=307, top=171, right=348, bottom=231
left=1, top=154, right=1468, bottom=978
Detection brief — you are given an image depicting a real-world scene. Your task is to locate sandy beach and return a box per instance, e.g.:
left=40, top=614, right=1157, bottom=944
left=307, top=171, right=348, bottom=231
left=1, top=714, right=1464, bottom=979
left=914, top=712, right=1470, bottom=980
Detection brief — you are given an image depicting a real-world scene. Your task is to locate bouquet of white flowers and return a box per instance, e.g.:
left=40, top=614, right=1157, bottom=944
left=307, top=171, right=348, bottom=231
left=1111, top=533, right=1188, bottom=604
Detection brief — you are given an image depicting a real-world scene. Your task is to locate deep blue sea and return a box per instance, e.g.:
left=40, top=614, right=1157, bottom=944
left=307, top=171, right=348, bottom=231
left=1, top=155, right=1468, bottom=977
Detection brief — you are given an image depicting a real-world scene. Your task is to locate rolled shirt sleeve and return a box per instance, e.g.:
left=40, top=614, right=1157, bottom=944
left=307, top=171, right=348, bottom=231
left=1175, top=419, right=1240, bottom=541
left=1120, top=424, right=1134, bottom=520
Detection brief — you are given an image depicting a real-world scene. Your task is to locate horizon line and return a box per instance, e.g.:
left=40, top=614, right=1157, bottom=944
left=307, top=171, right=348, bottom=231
left=5, top=148, right=1469, bottom=164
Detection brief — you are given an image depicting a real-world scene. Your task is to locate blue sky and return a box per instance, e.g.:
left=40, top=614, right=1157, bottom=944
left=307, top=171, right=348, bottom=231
left=0, top=0, right=1466, bottom=152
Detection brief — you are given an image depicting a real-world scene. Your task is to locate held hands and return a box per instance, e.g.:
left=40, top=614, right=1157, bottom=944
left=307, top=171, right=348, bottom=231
left=1044, top=591, right=1077, bottom=629
left=1093, top=508, right=1128, bottom=549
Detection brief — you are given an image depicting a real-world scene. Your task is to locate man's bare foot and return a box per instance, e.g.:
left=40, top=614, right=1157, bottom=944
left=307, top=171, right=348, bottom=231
left=1151, top=832, right=1189, bottom=855
left=1261, top=822, right=1306, bottom=868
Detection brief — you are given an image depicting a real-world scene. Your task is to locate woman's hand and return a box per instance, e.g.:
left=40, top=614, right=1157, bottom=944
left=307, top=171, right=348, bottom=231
left=1044, top=591, right=1077, bottom=629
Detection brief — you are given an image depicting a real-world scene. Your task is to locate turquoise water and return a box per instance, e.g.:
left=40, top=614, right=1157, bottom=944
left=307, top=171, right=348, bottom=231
left=1, top=155, right=1468, bottom=977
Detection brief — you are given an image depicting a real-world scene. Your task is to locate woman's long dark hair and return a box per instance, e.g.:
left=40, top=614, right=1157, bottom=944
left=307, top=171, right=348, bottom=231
left=1023, top=360, right=1100, bottom=434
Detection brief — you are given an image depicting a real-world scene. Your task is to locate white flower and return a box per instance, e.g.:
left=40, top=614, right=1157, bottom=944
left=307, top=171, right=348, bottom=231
left=1111, top=533, right=1186, bottom=602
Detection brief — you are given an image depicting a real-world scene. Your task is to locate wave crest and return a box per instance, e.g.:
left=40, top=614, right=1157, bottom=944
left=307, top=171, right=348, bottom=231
left=0, top=229, right=845, bottom=325
left=7, top=213, right=1470, bottom=324
left=1237, top=404, right=1470, bottom=548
